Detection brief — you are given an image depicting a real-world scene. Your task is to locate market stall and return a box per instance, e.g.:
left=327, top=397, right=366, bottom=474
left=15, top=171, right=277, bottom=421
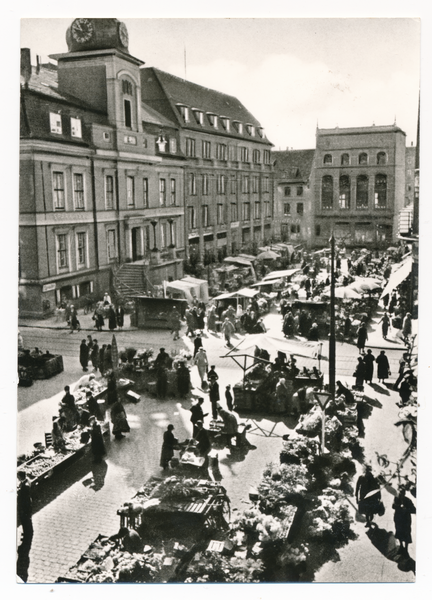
left=129, top=296, right=188, bottom=329
left=18, top=349, right=64, bottom=386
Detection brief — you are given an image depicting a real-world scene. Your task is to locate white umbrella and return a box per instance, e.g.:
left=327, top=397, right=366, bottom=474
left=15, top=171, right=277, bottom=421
left=322, top=286, right=362, bottom=300
left=256, top=249, right=281, bottom=261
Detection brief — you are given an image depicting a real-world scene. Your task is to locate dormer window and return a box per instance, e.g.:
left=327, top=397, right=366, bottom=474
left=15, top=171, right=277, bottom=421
left=257, top=127, right=264, bottom=138
left=233, top=121, right=243, bottom=134
left=207, top=113, right=218, bottom=128
left=70, top=117, right=82, bottom=138
left=177, top=104, right=189, bottom=123
left=221, top=117, right=230, bottom=131
left=246, top=124, right=255, bottom=137
left=50, top=112, right=62, bottom=134
left=192, top=109, right=204, bottom=125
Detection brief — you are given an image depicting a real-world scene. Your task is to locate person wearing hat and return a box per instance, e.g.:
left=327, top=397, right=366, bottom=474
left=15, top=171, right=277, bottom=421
left=194, top=347, right=209, bottom=388
left=363, top=349, right=376, bottom=385
left=392, top=487, right=416, bottom=555
left=209, top=379, right=220, bottom=419
left=217, top=405, right=238, bottom=449
left=207, top=365, right=219, bottom=384
left=355, top=464, right=382, bottom=527
left=90, top=416, right=106, bottom=463
left=160, top=424, right=178, bottom=470
left=225, top=384, right=234, bottom=412
left=154, top=347, right=171, bottom=370
left=193, top=334, right=203, bottom=358
left=221, top=316, right=235, bottom=348
left=190, top=398, right=208, bottom=436
left=79, top=339, right=90, bottom=372
left=194, top=420, right=211, bottom=457
left=103, top=292, right=111, bottom=305
left=376, top=350, right=390, bottom=384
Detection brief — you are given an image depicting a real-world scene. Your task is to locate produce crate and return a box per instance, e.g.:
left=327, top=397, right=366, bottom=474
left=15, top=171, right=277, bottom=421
left=33, top=355, right=64, bottom=379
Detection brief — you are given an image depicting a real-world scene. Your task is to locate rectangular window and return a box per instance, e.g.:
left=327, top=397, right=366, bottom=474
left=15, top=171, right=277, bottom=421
left=52, top=171, right=65, bottom=210
left=107, top=229, right=117, bottom=260
left=178, top=105, right=189, bottom=122
left=230, top=175, right=237, bottom=194
left=170, top=221, right=177, bottom=246
left=229, top=146, right=237, bottom=162
left=202, top=140, right=211, bottom=159
left=242, top=176, right=250, bottom=194
left=216, top=143, right=227, bottom=161
left=315, top=224, right=321, bottom=236
left=143, top=178, right=149, bottom=207
left=159, top=178, right=166, bottom=205
left=242, top=202, right=251, bottom=221
left=217, top=175, right=226, bottom=195
left=126, top=176, right=135, bottom=206
left=169, top=138, right=177, bottom=153
left=73, top=173, right=85, bottom=210
left=186, top=138, right=196, bottom=157
left=231, top=203, right=238, bottom=221
left=202, top=174, right=209, bottom=196
left=50, top=112, right=62, bottom=134
left=188, top=206, right=197, bottom=229
left=105, top=175, right=114, bottom=209
left=57, top=234, right=68, bottom=268
left=297, top=203, right=304, bottom=215
left=217, top=204, right=225, bottom=225
left=284, top=187, right=291, bottom=196
left=262, top=177, right=269, bottom=193
left=284, top=203, right=290, bottom=215
left=202, top=205, right=209, bottom=227
left=265, top=202, right=271, bottom=218
left=263, top=150, right=271, bottom=165
left=291, top=224, right=301, bottom=234
left=189, top=173, right=196, bottom=196
left=170, top=179, right=176, bottom=205
left=254, top=202, right=261, bottom=219
left=297, top=186, right=303, bottom=196
left=253, top=176, right=259, bottom=194
left=240, top=147, right=249, bottom=162
left=253, top=149, right=261, bottom=164
left=71, top=117, right=82, bottom=138
left=160, top=223, right=167, bottom=248
left=124, top=99, right=132, bottom=128
left=76, top=232, right=86, bottom=266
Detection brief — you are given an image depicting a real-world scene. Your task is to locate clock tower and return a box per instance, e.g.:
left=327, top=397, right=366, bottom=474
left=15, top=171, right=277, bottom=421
left=53, top=18, right=143, bottom=131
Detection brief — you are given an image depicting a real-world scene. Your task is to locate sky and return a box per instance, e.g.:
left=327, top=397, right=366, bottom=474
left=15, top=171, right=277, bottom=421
left=20, top=17, right=421, bottom=149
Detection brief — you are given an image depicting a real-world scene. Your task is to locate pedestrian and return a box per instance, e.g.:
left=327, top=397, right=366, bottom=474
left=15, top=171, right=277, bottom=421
left=108, top=306, right=117, bottom=331
left=94, top=306, right=104, bottom=332
left=355, top=464, right=382, bottom=527
left=379, top=312, right=391, bottom=340
left=209, top=379, right=220, bottom=419
left=89, top=416, right=106, bottom=463
left=103, top=291, right=111, bottom=305
left=398, top=375, right=412, bottom=406
left=69, top=306, right=80, bottom=333
left=275, top=377, right=289, bottom=414
left=217, top=405, right=238, bottom=449
left=104, top=344, right=112, bottom=374
left=394, top=353, right=409, bottom=390
left=176, top=361, right=191, bottom=397
left=160, top=424, right=178, bottom=470
left=194, top=420, right=211, bottom=457
left=87, top=335, right=94, bottom=350
left=222, top=317, right=235, bottom=348
left=196, top=306, right=205, bottom=333
left=206, top=305, right=218, bottom=333
left=193, top=334, right=203, bottom=358
left=308, top=322, right=319, bottom=341
left=116, top=305, right=125, bottom=330
left=17, top=470, right=33, bottom=545
left=392, top=488, right=416, bottom=554
left=86, top=390, right=103, bottom=421
left=207, top=365, right=219, bottom=385
left=185, top=308, right=196, bottom=337
left=169, top=307, right=181, bottom=340
left=106, top=371, right=118, bottom=406
left=353, top=357, right=366, bottom=390
left=99, top=344, right=107, bottom=376
left=363, top=349, right=375, bottom=384
left=402, top=312, right=412, bottom=342
left=190, top=397, right=208, bottom=436
left=60, top=385, right=79, bottom=431
left=110, top=399, right=130, bottom=440
left=376, top=350, right=390, bottom=384
left=225, top=384, right=234, bottom=412
left=356, top=323, right=368, bottom=354
left=344, top=315, right=352, bottom=338
left=194, top=347, right=209, bottom=388
left=90, top=339, right=99, bottom=372
left=154, top=347, right=171, bottom=370
left=79, top=339, right=90, bottom=371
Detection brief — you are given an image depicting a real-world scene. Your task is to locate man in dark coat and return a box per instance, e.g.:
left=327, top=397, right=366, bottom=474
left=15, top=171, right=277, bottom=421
left=363, top=349, right=375, bottom=384
left=207, top=365, right=219, bottom=385
left=17, top=470, right=33, bottom=544
left=79, top=339, right=90, bottom=371
left=190, top=398, right=208, bottom=436
left=154, top=348, right=171, bottom=370
left=209, top=379, right=220, bottom=419
left=193, top=335, right=203, bottom=358
left=376, top=350, right=390, bottom=384
left=225, top=384, right=234, bottom=412
left=90, top=339, right=99, bottom=372
left=356, top=323, right=368, bottom=355
left=194, top=421, right=211, bottom=456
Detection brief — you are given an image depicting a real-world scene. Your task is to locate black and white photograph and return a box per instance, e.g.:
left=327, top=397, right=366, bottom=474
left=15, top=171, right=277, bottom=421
left=8, top=5, right=430, bottom=593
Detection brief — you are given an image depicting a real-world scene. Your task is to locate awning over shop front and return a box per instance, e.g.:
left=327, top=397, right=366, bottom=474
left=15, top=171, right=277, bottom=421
left=380, top=256, right=412, bottom=299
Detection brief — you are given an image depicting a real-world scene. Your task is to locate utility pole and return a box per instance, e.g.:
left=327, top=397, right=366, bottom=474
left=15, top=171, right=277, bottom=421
left=329, top=233, right=336, bottom=397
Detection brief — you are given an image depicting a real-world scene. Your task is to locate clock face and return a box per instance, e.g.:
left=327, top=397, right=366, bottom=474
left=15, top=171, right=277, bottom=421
left=119, top=22, right=129, bottom=47
left=71, top=18, right=94, bottom=43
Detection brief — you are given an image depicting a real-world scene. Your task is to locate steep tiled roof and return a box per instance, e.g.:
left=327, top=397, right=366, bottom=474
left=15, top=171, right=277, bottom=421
left=272, top=149, right=315, bottom=181
left=317, top=125, right=406, bottom=136
left=140, top=102, right=178, bottom=129
left=140, top=67, right=271, bottom=144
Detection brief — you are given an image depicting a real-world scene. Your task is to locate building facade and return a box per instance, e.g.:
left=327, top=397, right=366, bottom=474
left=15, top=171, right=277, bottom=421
left=19, top=18, right=274, bottom=317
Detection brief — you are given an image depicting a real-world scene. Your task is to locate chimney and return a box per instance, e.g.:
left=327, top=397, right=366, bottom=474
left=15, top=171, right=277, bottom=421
left=36, top=55, right=41, bottom=74
left=20, top=48, right=32, bottom=88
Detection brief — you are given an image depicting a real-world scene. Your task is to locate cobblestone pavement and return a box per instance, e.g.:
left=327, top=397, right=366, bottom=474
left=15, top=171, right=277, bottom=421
left=17, top=304, right=416, bottom=583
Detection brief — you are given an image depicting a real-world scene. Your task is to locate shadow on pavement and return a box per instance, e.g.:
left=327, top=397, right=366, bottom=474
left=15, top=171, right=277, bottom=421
left=366, top=524, right=416, bottom=574
left=368, top=383, right=389, bottom=397
left=17, top=537, right=32, bottom=582
left=82, top=459, right=108, bottom=491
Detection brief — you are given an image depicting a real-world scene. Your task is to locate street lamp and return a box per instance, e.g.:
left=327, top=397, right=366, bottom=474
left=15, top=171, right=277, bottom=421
left=329, top=233, right=336, bottom=397
left=314, top=391, right=332, bottom=454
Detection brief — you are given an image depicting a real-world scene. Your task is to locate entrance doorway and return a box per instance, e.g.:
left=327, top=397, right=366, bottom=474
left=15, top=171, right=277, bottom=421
left=131, top=227, right=141, bottom=262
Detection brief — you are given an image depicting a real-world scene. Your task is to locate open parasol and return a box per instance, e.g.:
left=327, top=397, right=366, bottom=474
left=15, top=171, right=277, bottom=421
left=322, top=286, right=362, bottom=300
left=256, top=249, right=281, bottom=261
left=348, top=277, right=382, bottom=294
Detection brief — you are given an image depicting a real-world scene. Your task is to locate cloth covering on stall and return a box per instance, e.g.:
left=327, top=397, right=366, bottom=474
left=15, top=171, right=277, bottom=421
left=380, top=256, right=412, bottom=299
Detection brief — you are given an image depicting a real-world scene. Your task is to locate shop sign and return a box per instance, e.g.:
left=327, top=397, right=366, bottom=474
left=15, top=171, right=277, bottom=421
left=42, top=283, right=56, bottom=293
left=231, top=221, right=239, bottom=229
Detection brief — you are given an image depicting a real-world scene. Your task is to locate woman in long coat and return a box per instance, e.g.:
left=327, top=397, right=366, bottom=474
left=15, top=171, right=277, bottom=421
left=206, top=306, right=218, bottom=333
left=363, top=349, right=375, bottom=384
left=116, top=305, right=125, bottom=329
left=402, top=313, right=412, bottom=341
left=355, top=465, right=382, bottom=527
left=90, top=417, right=106, bottom=463
left=110, top=399, right=130, bottom=440
left=108, top=306, right=117, bottom=331
left=353, top=357, right=366, bottom=390
left=194, top=347, right=208, bottom=387
left=177, top=362, right=191, bottom=397
left=376, top=350, right=390, bottom=383
left=160, top=424, right=177, bottom=470
left=392, top=488, right=416, bottom=553
left=356, top=323, right=368, bottom=354
left=379, top=312, right=390, bottom=340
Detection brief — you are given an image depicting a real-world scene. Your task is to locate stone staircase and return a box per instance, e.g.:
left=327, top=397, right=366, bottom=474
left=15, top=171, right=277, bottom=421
left=113, top=263, right=149, bottom=298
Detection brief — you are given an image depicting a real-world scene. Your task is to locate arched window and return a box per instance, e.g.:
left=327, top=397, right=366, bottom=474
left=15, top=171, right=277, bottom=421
left=377, top=152, right=387, bottom=165
left=341, top=153, right=350, bottom=166
left=358, top=152, right=368, bottom=165
left=323, top=154, right=333, bottom=165
left=339, top=175, right=350, bottom=209
left=374, top=174, right=387, bottom=209
left=321, top=175, right=333, bottom=209
left=356, top=175, right=369, bottom=209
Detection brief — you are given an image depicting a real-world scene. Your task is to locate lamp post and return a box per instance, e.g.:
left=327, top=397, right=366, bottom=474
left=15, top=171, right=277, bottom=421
left=329, top=233, right=336, bottom=398
left=314, top=391, right=332, bottom=454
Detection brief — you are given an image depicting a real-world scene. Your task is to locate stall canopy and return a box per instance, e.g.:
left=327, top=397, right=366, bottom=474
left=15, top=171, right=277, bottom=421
left=262, top=268, right=300, bottom=281
left=181, top=276, right=209, bottom=303
left=380, top=255, right=412, bottom=299
left=213, top=287, right=259, bottom=301
left=227, top=333, right=321, bottom=360
left=224, top=256, right=254, bottom=267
